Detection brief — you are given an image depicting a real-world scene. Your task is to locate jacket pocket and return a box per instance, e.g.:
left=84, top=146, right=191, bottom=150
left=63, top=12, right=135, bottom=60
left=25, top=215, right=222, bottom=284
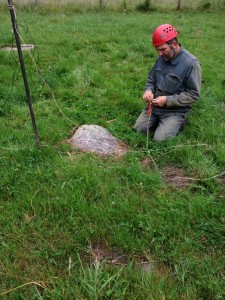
left=166, top=74, right=182, bottom=94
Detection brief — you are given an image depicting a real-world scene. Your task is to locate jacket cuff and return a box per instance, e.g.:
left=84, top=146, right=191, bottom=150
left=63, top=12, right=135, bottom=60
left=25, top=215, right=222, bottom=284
left=166, top=96, right=174, bottom=107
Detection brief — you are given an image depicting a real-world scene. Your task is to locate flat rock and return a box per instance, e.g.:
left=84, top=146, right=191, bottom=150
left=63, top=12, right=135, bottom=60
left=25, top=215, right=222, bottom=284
left=68, top=125, right=127, bottom=156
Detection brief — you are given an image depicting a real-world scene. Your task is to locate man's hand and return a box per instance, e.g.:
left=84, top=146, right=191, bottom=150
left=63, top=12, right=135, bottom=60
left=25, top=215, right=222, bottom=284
left=152, top=96, right=167, bottom=107
left=143, top=90, right=154, bottom=103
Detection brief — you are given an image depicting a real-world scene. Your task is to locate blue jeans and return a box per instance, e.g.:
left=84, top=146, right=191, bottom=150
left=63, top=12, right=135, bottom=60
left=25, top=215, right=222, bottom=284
left=133, top=106, right=188, bottom=142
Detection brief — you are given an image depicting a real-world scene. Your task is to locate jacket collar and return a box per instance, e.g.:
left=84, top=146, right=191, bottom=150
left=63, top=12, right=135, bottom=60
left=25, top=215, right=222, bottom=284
left=169, top=47, right=184, bottom=65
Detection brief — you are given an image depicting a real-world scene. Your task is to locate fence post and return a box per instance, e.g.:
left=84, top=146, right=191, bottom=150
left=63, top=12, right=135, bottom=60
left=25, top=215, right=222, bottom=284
left=34, top=0, right=38, bottom=12
left=99, top=0, right=103, bottom=9
left=7, top=0, right=40, bottom=147
left=177, top=0, right=182, bottom=10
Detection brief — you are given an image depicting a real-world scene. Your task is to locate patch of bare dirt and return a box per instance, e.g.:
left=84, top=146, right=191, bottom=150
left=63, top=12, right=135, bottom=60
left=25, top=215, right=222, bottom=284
left=217, top=175, right=225, bottom=187
left=90, top=242, right=127, bottom=265
left=135, top=256, right=153, bottom=273
left=140, top=157, right=154, bottom=170
left=88, top=242, right=172, bottom=276
left=162, top=165, right=193, bottom=188
left=217, top=175, right=225, bottom=199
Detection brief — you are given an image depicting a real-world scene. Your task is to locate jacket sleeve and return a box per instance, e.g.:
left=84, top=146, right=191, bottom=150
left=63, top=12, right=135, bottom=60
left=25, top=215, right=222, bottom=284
left=166, top=60, right=202, bottom=107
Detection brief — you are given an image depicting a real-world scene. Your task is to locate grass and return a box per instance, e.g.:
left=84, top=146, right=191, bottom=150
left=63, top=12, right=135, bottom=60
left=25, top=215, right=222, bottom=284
left=1, top=0, right=225, bottom=12
left=0, top=6, right=225, bottom=300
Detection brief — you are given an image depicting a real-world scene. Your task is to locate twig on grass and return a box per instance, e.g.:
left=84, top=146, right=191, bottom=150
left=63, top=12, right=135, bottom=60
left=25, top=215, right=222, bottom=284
left=160, top=143, right=210, bottom=150
left=68, top=256, right=72, bottom=276
left=163, top=170, right=225, bottom=182
left=146, top=151, right=158, bottom=170
left=0, top=281, right=47, bottom=296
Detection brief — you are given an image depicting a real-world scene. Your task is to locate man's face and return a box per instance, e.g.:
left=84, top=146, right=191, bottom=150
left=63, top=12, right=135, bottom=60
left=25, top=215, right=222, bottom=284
left=155, top=43, right=175, bottom=61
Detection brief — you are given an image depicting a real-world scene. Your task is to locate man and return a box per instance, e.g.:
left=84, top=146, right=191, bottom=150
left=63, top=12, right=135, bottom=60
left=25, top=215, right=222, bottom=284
left=133, top=24, right=202, bottom=141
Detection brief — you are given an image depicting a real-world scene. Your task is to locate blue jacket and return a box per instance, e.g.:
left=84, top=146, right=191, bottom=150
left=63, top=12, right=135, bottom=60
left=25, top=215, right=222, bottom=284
left=145, top=48, right=202, bottom=112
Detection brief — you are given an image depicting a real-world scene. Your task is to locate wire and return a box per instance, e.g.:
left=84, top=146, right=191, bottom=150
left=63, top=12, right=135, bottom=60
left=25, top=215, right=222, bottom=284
left=7, top=7, right=74, bottom=126
left=146, top=102, right=153, bottom=149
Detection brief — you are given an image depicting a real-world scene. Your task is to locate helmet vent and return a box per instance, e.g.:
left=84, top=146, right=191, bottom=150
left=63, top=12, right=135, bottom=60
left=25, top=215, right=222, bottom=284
left=164, top=27, right=174, bottom=33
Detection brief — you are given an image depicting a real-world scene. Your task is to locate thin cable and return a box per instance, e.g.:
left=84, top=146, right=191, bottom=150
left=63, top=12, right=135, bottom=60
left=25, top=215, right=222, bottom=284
left=146, top=102, right=153, bottom=149
left=19, top=38, right=74, bottom=125
left=8, top=8, right=73, bottom=126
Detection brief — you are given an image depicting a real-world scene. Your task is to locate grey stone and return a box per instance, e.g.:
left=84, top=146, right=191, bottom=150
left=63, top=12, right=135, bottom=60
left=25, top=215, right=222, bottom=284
left=68, top=125, right=127, bottom=156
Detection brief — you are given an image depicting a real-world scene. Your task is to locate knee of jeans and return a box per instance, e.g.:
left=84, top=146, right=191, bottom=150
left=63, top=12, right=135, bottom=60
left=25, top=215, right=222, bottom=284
left=154, top=130, right=178, bottom=142
left=133, top=123, right=147, bottom=134
left=153, top=130, right=167, bottom=142
left=153, top=134, right=165, bottom=142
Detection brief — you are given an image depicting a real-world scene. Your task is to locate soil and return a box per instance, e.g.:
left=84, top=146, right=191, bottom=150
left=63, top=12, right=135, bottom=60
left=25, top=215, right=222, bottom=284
left=89, top=241, right=171, bottom=276
left=140, top=160, right=193, bottom=188
left=90, top=241, right=127, bottom=265
left=162, top=165, right=193, bottom=188
left=140, top=157, right=154, bottom=170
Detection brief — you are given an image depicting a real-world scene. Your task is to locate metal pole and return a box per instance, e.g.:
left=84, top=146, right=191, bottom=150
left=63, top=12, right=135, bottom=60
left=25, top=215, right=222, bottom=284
left=99, top=0, right=103, bottom=9
left=35, top=0, right=38, bottom=13
left=177, top=0, right=182, bottom=10
left=7, top=0, right=40, bottom=147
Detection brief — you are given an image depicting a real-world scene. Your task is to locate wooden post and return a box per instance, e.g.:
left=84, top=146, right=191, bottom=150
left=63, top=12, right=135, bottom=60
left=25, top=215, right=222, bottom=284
left=177, top=0, right=182, bottom=10
left=99, top=0, right=103, bottom=9
left=34, top=0, right=38, bottom=13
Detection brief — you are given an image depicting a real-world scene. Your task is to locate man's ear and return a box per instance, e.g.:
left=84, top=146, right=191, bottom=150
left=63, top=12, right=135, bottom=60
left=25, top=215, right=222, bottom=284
left=172, top=40, right=178, bottom=47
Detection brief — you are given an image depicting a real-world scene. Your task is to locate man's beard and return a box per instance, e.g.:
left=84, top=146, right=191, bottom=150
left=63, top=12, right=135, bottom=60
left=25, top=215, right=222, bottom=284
left=162, top=49, right=176, bottom=61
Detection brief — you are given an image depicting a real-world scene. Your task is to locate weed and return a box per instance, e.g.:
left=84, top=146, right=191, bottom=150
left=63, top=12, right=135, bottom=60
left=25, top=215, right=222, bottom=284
left=0, top=7, right=224, bottom=299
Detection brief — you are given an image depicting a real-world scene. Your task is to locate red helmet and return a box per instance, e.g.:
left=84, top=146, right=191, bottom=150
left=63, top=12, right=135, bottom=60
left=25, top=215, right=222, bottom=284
left=152, top=24, right=178, bottom=46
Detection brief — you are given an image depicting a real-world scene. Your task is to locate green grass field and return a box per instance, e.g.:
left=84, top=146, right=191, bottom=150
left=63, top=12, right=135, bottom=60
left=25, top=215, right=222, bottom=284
left=0, top=5, right=225, bottom=299
left=1, top=0, right=225, bottom=12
